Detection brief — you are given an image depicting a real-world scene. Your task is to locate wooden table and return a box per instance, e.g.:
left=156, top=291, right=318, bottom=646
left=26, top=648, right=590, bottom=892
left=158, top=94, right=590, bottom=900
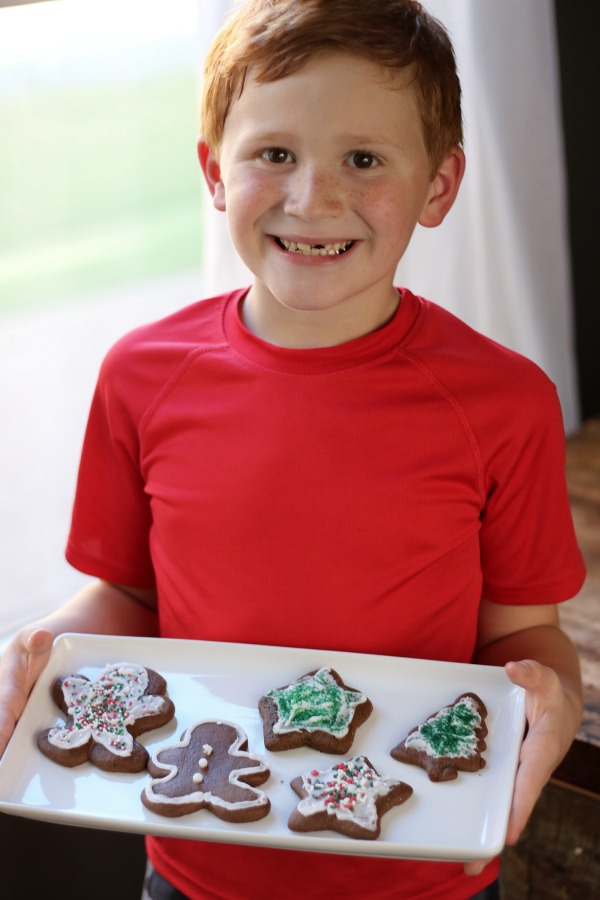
left=555, top=417, right=600, bottom=793
left=501, top=418, right=600, bottom=899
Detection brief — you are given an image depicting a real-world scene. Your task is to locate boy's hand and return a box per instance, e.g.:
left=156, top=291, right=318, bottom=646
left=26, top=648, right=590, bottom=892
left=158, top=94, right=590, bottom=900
left=502, top=657, right=578, bottom=844
left=0, top=625, right=54, bottom=758
left=463, top=655, right=580, bottom=877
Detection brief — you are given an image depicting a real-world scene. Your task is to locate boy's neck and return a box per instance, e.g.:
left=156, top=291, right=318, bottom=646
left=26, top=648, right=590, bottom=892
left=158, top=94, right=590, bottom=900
left=240, top=284, right=401, bottom=350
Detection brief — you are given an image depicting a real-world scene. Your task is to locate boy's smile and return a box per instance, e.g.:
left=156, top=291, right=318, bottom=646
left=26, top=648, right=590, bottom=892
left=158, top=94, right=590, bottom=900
left=201, top=53, right=463, bottom=348
left=273, top=237, right=354, bottom=257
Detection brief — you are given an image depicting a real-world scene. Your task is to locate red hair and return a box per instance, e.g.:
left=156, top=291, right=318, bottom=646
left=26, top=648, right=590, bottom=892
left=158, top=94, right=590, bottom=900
left=201, top=0, right=463, bottom=177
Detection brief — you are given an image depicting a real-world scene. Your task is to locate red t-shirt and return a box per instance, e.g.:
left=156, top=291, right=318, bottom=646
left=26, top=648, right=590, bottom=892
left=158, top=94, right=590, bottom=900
left=66, top=287, right=585, bottom=899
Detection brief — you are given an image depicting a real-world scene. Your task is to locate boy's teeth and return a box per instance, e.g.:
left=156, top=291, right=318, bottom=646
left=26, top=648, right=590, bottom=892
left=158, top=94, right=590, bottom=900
left=278, top=238, right=353, bottom=256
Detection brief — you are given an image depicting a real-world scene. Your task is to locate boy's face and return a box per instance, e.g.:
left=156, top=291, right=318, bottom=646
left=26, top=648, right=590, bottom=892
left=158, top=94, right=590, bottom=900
left=201, top=53, right=463, bottom=346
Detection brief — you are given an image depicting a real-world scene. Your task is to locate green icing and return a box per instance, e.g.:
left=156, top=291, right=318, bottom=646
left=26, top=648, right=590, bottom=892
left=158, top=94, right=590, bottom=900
left=268, top=668, right=364, bottom=736
left=406, top=697, right=481, bottom=757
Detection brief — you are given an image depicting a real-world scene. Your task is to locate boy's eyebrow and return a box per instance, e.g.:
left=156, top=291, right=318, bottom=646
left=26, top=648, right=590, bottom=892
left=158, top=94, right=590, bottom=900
left=233, top=128, right=294, bottom=145
left=236, top=127, right=396, bottom=147
left=340, top=134, right=395, bottom=147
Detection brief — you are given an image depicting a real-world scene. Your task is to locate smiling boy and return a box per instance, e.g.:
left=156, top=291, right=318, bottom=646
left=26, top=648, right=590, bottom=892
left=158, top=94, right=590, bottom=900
left=200, top=51, right=463, bottom=348
left=0, top=3, right=585, bottom=900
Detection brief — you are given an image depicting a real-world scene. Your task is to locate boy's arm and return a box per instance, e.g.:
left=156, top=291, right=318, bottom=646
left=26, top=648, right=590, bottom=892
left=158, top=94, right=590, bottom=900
left=0, top=580, right=158, bottom=758
left=465, top=599, right=583, bottom=876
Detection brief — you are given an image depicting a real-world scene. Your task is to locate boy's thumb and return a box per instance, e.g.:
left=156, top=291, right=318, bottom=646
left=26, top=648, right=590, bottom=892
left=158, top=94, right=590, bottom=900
left=504, top=659, right=535, bottom=688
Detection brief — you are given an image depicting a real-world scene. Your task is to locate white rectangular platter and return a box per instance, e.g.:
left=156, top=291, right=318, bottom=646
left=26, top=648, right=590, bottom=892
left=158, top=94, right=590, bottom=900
left=0, top=634, right=525, bottom=860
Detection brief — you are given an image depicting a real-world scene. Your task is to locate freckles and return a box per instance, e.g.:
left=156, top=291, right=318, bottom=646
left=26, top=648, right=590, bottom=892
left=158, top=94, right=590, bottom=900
left=322, top=173, right=343, bottom=195
left=352, top=184, right=394, bottom=214
left=361, top=195, right=396, bottom=223
left=348, top=185, right=369, bottom=207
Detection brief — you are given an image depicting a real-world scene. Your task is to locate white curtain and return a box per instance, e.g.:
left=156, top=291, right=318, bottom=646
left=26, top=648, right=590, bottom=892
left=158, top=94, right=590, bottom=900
left=199, top=0, right=580, bottom=433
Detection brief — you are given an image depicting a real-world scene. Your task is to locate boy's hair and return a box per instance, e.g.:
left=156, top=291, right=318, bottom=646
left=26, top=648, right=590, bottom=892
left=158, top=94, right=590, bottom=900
left=202, top=0, right=463, bottom=178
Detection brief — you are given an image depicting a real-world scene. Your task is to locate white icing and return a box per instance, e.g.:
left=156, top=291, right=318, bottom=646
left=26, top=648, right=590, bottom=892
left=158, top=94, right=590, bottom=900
left=143, top=719, right=269, bottom=811
left=297, top=757, right=401, bottom=831
left=47, top=662, right=167, bottom=757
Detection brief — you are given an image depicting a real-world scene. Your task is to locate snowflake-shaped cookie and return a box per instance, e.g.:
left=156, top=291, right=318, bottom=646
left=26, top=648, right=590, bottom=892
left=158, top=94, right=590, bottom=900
left=141, top=720, right=271, bottom=822
left=37, top=662, right=175, bottom=772
left=288, top=756, right=413, bottom=840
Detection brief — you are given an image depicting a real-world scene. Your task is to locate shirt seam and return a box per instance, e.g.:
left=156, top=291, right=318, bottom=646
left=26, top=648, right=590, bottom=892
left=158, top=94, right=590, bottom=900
left=137, top=341, right=231, bottom=441
left=392, top=345, right=487, bottom=507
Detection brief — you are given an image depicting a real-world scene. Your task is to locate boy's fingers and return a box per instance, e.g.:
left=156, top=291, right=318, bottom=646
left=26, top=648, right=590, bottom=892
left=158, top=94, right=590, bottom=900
left=463, top=858, right=493, bottom=877
left=0, top=625, right=54, bottom=758
left=505, top=659, right=564, bottom=724
left=0, top=676, right=25, bottom=758
left=505, top=658, right=544, bottom=690
left=0, top=706, right=17, bottom=758
left=24, top=625, right=55, bottom=656
left=504, top=758, right=539, bottom=845
left=503, top=660, right=566, bottom=845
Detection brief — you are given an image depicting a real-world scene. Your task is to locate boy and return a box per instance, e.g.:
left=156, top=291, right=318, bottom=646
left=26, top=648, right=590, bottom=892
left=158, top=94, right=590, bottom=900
left=0, top=2, right=586, bottom=898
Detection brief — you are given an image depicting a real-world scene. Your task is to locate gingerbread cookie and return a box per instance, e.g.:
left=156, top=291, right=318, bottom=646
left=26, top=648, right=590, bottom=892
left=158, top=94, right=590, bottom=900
left=37, top=662, right=175, bottom=772
left=141, top=720, right=271, bottom=821
left=259, top=667, right=373, bottom=754
left=390, top=692, right=488, bottom=782
left=288, top=756, right=413, bottom=840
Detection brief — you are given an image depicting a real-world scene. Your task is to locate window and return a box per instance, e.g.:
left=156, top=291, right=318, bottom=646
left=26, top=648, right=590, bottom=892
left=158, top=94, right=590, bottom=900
left=0, top=0, right=203, bottom=636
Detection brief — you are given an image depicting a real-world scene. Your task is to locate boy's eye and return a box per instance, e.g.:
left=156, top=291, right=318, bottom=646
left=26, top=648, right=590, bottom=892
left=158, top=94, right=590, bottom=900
left=348, top=151, right=379, bottom=169
left=262, top=147, right=293, bottom=164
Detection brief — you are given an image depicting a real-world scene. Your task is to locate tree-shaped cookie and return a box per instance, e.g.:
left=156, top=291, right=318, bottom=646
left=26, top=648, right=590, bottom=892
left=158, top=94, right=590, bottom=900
left=288, top=756, right=413, bottom=840
left=141, top=720, right=271, bottom=821
left=259, top=667, right=373, bottom=753
left=37, top=662, right=175, bottom=772
left=390, top=692, right=488, bottom=782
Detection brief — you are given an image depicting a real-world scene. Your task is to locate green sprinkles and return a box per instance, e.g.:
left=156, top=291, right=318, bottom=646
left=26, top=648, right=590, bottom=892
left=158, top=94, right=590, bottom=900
left=269, top=668, right=365, bottom=736
left=406, top=697, right=481, bottom=757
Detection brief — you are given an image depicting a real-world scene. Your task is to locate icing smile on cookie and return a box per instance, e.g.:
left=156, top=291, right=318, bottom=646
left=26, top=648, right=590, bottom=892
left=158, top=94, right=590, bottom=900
left=274, top=237, right=355, bottom=256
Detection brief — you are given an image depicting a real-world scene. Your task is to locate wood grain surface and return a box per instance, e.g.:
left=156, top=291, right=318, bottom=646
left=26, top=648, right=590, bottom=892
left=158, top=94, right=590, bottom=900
left=562, top=418, right=600, bottom=752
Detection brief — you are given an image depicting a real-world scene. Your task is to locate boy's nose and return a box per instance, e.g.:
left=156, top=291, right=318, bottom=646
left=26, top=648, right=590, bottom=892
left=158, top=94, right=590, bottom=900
left=283, top=165, right=344, bottom=221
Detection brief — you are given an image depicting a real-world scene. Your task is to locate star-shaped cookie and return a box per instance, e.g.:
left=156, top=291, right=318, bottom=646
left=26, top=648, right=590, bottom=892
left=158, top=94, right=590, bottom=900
left=259, top=667, right=373, bottom=753
left=288, top=756, right=413, bottom=840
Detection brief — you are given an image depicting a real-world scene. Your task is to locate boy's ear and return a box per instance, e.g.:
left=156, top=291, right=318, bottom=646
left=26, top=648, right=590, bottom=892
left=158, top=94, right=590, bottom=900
left=418, top=147, right=466, bottom=228
left=198, top=139, right=226, bottom=212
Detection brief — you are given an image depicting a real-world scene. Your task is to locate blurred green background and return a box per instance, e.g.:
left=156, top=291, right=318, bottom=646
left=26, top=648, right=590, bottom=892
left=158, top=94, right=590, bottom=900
left=0, top=0, right=203, bottom=315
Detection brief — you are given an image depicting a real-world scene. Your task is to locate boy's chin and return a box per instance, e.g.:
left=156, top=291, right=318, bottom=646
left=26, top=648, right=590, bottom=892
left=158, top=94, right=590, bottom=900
left=261, top=287, right=352, bottom=316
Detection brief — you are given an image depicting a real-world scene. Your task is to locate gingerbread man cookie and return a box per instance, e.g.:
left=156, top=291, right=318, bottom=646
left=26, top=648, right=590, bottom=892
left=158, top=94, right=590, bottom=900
left=141, top=720, right=271, bottom=822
